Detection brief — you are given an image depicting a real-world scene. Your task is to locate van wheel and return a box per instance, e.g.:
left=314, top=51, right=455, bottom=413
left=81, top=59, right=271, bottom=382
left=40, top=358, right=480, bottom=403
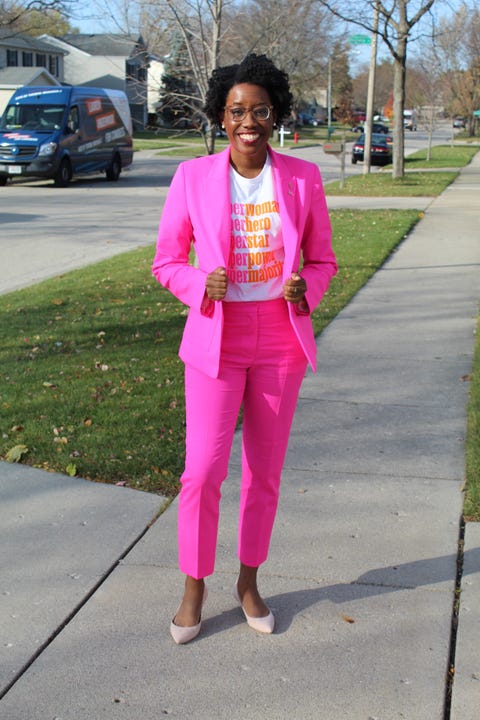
left=54, top=159, right=72, bottom=187
left=106, top=155, right=121, bottom=181
left=0, top=177, right=7, bottom=186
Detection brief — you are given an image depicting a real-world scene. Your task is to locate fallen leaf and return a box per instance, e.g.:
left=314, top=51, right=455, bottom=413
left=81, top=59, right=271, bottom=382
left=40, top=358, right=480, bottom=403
left=66, top=463, right=77, bottom=477
left=5, top=445, right=29, bottom=463
left=341, top=614, right=355, bottom=624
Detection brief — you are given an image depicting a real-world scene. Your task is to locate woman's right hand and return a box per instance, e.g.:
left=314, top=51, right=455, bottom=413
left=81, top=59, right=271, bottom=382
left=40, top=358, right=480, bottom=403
left=206, top=266, right=228, bottom=300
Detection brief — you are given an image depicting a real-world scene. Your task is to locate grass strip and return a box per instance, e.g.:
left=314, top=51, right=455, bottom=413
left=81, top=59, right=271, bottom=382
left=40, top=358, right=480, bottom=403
left=464, top=312, right=480, bottom=521
left=404, top=144, right=479, bottom=168
left=325, top=171, right=457, bottom=196
left=0, top=209, right=419, bottom=496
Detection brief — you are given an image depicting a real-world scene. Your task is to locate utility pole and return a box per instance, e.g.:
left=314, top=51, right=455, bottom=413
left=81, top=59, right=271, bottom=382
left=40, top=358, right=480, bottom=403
left=363, top=0, right=379, bottom=175
left=327, top=57, right=332, bottom=139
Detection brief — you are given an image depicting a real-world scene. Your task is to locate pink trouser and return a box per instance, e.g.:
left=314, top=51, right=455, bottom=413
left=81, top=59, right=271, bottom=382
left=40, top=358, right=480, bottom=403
left=178, top=298, right=308, bottom=579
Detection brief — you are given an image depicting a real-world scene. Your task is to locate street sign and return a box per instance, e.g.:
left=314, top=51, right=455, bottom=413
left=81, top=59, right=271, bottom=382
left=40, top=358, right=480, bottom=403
left=473, top=110, right=480, bottom=117
left=349, top=34, right=372, bottom=45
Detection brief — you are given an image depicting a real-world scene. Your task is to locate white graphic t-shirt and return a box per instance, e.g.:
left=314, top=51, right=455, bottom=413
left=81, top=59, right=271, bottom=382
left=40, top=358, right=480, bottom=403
left=225, top=154, right=284, bottom=302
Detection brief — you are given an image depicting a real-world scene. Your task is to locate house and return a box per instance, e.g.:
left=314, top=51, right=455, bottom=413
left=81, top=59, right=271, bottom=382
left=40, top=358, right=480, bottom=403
left=42, top=33, right=162, bottom=130
left=0, top=31, right=64, bottom=113
left=0, top=31, right=164, bottom=130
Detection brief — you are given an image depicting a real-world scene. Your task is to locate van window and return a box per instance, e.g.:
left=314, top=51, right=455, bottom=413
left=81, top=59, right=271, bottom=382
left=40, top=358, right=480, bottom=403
left=67, top=106, right=79, bottom=133
left=1, top=104, right=65, bottom=131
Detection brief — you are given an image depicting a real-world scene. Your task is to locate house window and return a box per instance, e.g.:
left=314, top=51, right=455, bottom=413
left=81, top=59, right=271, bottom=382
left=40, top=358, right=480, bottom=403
left=48, top=55, right=59, bottom=76
left=7, top=49, right=18, bottom=67
left=36, top=53, right=47, bottom=68
left=22, top=51, right=34, bottom=67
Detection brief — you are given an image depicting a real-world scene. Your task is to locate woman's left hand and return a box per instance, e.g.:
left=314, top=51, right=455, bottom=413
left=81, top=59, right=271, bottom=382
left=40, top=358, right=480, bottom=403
left=284, top=273, right=307, bottom=304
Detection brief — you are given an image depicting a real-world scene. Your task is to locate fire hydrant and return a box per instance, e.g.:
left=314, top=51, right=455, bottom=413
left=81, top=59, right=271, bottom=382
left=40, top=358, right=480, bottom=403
left=293, top=132, right=299, bottom=144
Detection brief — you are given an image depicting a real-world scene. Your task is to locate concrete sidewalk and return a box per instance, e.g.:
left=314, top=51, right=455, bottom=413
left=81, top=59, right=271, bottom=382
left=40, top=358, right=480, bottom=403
left=1, top=153, right=480, bottom=719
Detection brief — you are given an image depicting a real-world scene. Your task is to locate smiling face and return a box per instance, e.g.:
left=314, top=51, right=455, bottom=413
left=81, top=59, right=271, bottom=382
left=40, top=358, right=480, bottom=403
left=221, top=83, right=275, bottom=177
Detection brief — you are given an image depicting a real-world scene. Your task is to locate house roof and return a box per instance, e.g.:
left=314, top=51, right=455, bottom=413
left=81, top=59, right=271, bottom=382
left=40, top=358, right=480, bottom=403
left=0, top=31, right=66, bottom=55
left=60, top=33, right=145, bottom=56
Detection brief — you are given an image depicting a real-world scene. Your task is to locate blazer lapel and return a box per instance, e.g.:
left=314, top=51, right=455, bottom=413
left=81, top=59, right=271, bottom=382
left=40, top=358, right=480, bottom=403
left=270, top=148, right=300, bottom=277
left=204, top=147, right=233, bottom=267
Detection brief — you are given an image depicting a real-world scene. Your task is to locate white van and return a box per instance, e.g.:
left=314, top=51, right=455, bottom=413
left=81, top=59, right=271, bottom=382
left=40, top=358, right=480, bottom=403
left=403, top=109, right=417, bottom=131
left=0, top=86, right=133, bottom=186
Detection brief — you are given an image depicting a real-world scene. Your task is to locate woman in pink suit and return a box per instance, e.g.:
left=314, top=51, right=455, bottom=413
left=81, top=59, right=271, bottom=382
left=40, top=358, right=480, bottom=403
left=152, top=54, right=337, bottom=644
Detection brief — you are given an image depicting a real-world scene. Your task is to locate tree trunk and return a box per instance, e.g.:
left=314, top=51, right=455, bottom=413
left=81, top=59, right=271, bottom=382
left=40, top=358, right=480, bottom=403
left=392, top=43, right=407, bottom=178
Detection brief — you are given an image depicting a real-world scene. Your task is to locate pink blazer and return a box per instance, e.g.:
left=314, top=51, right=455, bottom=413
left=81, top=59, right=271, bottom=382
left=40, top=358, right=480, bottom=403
left=152, top=146, right=337, bottom=378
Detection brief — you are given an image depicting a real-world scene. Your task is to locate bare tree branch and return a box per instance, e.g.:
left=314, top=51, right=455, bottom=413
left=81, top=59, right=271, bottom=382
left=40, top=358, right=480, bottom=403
left=315, top=0, right=438, bottom=176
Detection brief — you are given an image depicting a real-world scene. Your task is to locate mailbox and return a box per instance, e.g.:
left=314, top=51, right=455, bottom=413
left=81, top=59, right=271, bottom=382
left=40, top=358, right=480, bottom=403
left=323, top=141, right=344, bottom=154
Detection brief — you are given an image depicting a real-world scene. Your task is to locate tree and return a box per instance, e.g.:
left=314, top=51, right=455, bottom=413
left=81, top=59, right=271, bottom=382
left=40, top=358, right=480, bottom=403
left=352, top=58, right=394, bottom=115
left=406, top=52, right=444, bottom=158
left=11, top=8, right=74, bottom=35
left=147, top=0, right=228, bottom=153
left=434, top=2, right=480, bottom=137
left=330, top=40, right=355, bottom=126
left=316, top=0, right=437, bottom=178
left=0, top=1, right=69, bottom=31
left=81, top=0, right=343, bottom=150
left=159, top=30, right=200, bottom=129
left=223, top=0, right=337, bottom=113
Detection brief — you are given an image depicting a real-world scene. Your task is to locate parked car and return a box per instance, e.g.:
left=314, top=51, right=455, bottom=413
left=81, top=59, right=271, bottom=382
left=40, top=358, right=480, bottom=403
left=297, top=112, right=316, bottom=126
left=351, top=122, right=390, bottom=134
left=353, top=111, right=366, bottom=123
left=351, top=133, right=393, bottom=166
left=453, top=117, right=466, bottom=128
left=371, top=122, right=390, bottom=134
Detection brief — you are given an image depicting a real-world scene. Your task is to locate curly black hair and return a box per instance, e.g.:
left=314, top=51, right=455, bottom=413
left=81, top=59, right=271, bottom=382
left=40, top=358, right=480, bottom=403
left=204, top=53, right=293, bottom=126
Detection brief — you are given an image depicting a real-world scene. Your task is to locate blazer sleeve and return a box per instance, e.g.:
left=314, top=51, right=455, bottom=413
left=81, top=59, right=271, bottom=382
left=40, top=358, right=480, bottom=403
left=152, top=163, right=213, bottom=316
left=298, top=164, right=337, bottom=315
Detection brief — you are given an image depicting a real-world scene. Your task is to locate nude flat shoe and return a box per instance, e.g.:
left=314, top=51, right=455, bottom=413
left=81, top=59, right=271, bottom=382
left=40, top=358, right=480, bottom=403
left=170, top=586, right=208, bottom=645
left=233, top=583, right=275, bottom=634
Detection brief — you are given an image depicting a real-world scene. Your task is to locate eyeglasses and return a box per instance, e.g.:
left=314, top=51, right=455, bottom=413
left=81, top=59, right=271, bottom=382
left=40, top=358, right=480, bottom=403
left=223, top=105, right=273, bottom=122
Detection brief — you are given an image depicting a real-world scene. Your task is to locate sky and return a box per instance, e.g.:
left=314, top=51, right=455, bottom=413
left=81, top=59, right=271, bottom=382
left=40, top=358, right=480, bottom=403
left=69, top=0, right=466, bottom=77
left=71, top=0, right=465, bottom=35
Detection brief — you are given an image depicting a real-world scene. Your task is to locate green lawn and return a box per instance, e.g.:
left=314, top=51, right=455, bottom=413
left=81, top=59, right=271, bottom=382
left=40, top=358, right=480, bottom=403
left=325, top=171, right=457, bottom=196
left=0, top=209, right=419, bottom=496
left=464, top=317, right=480, bottom=521
left=404, top=144, right=479, bottom=167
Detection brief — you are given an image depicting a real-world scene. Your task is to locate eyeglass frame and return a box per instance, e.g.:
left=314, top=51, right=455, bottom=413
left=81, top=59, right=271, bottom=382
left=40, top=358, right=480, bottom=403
left=223, top=104, right=274, bottom=123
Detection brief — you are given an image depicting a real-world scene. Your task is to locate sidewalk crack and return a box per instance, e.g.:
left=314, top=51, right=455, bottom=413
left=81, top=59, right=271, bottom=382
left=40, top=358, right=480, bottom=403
left=443, top=515, right=465, bottom=719
left=0, top=514, right=161, bottom=701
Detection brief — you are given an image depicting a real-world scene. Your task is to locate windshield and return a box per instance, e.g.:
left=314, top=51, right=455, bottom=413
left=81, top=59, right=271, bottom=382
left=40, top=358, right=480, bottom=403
left=0, top=104, right=66, bottom=132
